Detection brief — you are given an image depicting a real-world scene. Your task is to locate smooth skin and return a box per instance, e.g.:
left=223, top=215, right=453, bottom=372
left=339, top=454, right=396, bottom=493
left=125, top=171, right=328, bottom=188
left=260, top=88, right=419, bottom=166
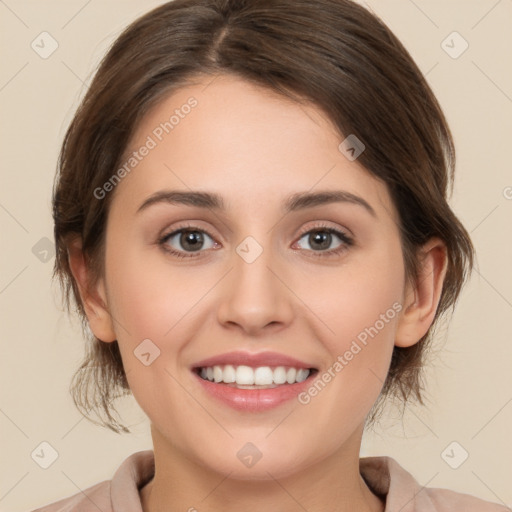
left=68, top=74, right=447, bottom=512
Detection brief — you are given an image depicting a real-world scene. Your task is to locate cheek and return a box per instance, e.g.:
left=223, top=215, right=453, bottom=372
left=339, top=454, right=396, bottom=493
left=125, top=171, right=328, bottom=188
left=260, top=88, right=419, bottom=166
left=103, top=241, right=201, bottom=414
left=300, top=240, right=404, bottom=416
left=316, top=236, right=405, bottom=354
left=105, top=233, right=209, bottom=339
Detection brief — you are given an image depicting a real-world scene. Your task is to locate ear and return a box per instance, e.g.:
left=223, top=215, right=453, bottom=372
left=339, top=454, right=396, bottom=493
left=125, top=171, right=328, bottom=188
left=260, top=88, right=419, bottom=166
left=395, top=237, right=448, bottom=348
left=67, top=236, right=117, bottom=343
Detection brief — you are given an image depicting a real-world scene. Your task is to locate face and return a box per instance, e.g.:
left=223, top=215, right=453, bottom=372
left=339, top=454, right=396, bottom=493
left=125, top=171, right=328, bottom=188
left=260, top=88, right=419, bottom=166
left=93, top=74, right=411, bottom=478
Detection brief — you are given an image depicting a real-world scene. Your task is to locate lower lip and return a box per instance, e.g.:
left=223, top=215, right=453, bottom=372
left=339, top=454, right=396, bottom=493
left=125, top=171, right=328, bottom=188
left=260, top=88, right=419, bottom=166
left=192, top=371, right=316, bottom=412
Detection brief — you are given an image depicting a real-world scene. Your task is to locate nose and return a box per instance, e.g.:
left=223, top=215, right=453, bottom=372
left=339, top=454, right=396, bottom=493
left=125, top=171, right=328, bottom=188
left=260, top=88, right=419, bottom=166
left=216, top=239, right=294, bottom=336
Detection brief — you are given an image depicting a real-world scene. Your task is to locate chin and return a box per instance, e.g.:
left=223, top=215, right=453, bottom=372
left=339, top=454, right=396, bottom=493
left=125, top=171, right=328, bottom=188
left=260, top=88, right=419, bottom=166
left=189, top=441, right=315, bottom=482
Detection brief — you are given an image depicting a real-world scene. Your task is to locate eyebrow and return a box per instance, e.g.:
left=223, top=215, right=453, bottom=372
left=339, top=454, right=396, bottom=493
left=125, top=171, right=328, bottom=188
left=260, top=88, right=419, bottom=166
left=136, top=189, right=376, bottom=217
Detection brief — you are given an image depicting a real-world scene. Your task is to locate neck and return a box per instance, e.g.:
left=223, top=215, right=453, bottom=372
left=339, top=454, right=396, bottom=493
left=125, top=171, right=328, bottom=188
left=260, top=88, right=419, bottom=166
left=140, top=426, right=385, bottom=512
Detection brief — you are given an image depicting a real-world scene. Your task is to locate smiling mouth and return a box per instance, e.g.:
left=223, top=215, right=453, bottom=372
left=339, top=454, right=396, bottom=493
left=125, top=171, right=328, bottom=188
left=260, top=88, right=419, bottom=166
left=194, top=364, right=318, bottom=389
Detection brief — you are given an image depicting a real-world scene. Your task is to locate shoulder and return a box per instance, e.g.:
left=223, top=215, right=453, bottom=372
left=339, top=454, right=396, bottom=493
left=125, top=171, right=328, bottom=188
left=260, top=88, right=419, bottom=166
left=360, top=455, right=509, bottom=512
left=29, top=480, right=111, bottom=512
left=28, top=450, right=154, bottom=512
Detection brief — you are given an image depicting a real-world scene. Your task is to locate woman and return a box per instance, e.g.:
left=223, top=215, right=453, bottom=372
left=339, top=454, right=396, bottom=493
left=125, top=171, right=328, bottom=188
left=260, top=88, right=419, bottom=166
left=32, top=0, right=507, bottom=510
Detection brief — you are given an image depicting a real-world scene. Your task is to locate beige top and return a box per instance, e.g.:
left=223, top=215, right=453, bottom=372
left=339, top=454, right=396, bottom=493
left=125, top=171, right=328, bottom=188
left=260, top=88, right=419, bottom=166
left=30, top=450, right=509, bottom=511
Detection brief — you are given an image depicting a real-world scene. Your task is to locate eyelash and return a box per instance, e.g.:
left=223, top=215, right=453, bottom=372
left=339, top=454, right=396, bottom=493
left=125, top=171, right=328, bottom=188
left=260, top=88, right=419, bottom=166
left=157, top=222, right=354, bottom=260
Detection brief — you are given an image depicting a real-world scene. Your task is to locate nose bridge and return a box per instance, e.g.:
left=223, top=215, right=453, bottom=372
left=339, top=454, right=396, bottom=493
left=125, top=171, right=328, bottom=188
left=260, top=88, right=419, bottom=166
left=233, top=233, right=279, bottom=303
left=216, top=232, right=293, bottom=332
left=235, top=234, right=275, bottom=290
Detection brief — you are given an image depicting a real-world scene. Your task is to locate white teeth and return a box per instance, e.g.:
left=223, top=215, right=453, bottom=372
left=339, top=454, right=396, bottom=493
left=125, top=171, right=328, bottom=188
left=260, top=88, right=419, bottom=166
left=296, top=368, right=309, bottom=382
left=236, top=365, right=255, bottom=385
left=254, top=366, right=274, bottom=385
left=223, top=364, right=236, bottom=383
left=273, top=366, right=287, bottom=384
left=286, top=367, right=297, bottom=384
left=198, top=364, right=312, bottom=386
left=213, top=366, right=223, bottom=383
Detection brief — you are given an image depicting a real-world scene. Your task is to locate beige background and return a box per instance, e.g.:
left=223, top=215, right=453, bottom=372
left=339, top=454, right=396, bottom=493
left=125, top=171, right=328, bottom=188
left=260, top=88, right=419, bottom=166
left=1, top=0, right=511, bottom=510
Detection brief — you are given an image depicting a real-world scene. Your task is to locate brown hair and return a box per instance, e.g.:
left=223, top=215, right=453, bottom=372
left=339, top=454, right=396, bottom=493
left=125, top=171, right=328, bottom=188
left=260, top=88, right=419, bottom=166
left=53, top=0, right=474, bottom=433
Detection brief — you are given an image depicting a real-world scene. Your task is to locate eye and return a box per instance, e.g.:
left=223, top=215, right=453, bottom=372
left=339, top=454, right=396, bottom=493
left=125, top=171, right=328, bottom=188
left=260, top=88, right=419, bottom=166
left=293, top=224, right=353, bottom=257
left=158, top=224, right=218, bottom=258
left=158, top=222, right=354, bottom=260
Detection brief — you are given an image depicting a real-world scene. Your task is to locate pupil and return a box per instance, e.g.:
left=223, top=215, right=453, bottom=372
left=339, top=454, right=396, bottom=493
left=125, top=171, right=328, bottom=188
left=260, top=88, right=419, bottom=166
left=311, top=231, right=330, bottom=250
left=182, top=230, right=203, bottom=251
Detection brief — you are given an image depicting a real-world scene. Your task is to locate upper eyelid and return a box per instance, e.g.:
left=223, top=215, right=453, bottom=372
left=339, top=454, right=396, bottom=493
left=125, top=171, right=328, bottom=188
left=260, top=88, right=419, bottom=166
left=296, top=222, right=351, bottom=238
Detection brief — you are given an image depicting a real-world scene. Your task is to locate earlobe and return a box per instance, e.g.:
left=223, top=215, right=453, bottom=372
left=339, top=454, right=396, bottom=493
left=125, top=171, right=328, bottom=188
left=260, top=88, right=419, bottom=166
left=67, top=236, right=117, bottom=343
left=395, top=238, right=448, bottom=348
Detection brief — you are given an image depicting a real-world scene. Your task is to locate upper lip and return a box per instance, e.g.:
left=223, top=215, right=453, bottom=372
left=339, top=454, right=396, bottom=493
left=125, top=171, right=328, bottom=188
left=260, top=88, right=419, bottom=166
left=192, top=351, right=316, bottom=370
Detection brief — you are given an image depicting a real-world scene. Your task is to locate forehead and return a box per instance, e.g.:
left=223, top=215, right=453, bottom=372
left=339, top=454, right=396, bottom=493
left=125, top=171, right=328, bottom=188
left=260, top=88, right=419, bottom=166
left=111, top=74, right=396, bottom=222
